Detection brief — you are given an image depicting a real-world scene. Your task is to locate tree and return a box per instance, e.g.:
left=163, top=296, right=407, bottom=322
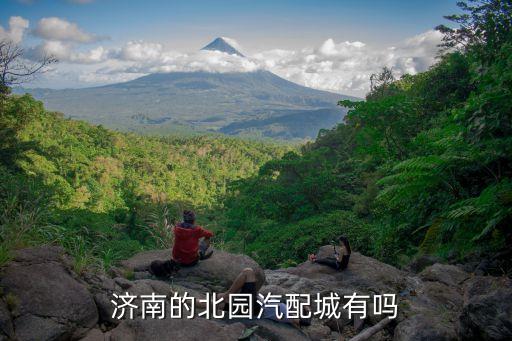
left=436, top=0, right=512, bottom=61
left=0, top=40, right=57, bottom=94
left=367, top=67, right=397, bottom=100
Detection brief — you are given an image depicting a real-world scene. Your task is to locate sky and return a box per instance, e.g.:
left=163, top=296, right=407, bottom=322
left=1, top=0, right=461, bottom=96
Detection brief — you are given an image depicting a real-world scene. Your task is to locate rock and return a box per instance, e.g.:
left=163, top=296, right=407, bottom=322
left=458, top=276, right=512, bottom=340
left=94, top=293, right=120, bottom=326
left=305, top=321, right=332, bottom=340
left=264, top=269, right=325, bottom=294
left=230, top=318, right=310, bottom=341
left=121, top=248, right=266, bottom=292
left=0, top=301, right=13, bottom=339
left=285, top=249, right=407, bottom=294
left=114, top=277, right=133, bottom=290
left=419, top=264, right=470, bottom=287
left=11, top=245, right=69, bottom=265
left=405, top=255, right=442, bottom=273
left=322, top=309, right=351, bottom=332
left=120, top=249, right=169, bottom=272
left=393, top=314, right=457, bottom=341
left=83, top=272, right=117, bottom=293
left=0, top=246, right=98, bottom=341
left=135, top=279, right=174, bottom=297
left=14, top=314, right=69, bottom=341
left=80, top=328, right=107, bottom=341
left=110, top=317, right=246, bottom=341
left=109, top=266, right=124, bottom=278
left=462, top=275, right=511, bottom=303
left=420, top=281, right=463, bottom=312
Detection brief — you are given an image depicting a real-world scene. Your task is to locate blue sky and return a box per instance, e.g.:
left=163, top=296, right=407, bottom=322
left=1, top=0, right=462, bottom=96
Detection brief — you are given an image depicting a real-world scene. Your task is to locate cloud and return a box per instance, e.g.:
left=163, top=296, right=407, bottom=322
left=107, top=40, right=258, bottom=74
left=99, top=31, right=441, bottom=96
left=252, top=30, right=443, bottom=95
left=33, top=17, right=105, bottom=43
left=27, top=41, right=109, bottom=64
left=113, top=41, right=164, bottom=62
left=0, top=16, right=30, bottom=43
left=27, top=29, right=443, bottom=96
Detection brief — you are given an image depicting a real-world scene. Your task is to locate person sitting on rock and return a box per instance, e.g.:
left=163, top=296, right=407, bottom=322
left=172, top=210, right=214, bottom=266
left=201, top=267, right=311, bottom=329
left=308, top=235, right=351, bottom=271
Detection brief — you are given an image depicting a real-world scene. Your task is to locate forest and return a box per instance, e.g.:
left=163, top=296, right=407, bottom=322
left=221, top=0, right=512, bottom=269
left=0, top=95, right=288, bottom=271
left=1, top=1, right=511, bottom=274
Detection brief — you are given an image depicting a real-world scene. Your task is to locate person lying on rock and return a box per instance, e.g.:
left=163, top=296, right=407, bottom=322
left=172, top=210, right=214, bottom=266
left=308, top=235, right=351, bottom=271
left=196, top=268, right=311, bottom=329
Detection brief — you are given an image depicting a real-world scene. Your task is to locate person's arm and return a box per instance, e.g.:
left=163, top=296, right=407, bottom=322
left=198, top=226, right=213, bottom=239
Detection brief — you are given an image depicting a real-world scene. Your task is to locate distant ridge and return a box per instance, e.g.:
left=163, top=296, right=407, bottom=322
left=16, top=38, right=359, bottom=140
left=201, top=37, right=244, bottom=57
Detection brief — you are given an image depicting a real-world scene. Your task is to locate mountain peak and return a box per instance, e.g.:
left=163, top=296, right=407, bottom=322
left=201, top=37, right=244, bottom=57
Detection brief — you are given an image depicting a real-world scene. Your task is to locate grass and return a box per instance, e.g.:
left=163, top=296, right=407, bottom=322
left=0, top=243, right=11, bottom=266
left=5, top=292, right=19, bottom=312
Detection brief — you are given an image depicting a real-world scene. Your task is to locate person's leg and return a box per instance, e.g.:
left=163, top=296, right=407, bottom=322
left=223, top=267, right=256, bottom=296
left=214, top=268, right=257, bottom=314
left=199, top=238, right=213, bottom=260
left=314, top=257, right=340, bottom=270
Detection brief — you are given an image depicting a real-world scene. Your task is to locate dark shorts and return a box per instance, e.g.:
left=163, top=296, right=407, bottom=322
left=223, top=282, right=261, bottom=316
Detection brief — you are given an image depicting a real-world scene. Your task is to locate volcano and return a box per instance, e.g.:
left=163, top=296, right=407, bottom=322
left=17, top=38, right=357, bottom=139
left=201, top=37, right=245, bottom=57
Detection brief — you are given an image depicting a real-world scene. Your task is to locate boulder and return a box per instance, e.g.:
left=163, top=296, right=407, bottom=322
left=393, top=314, right=457, bottom=341
left=458, top=276, right=512, bottom=340
left=110, top=317, right=246, bottom=341
left=120, top=249, right=169, bottom=272
left=285, top=249, right=407, bottom=294
left=225, top=318, right=310, bottom=341
left=80, top=328, right=108, bottom=341
left=405, top=255, right=442, bottom=273
left=0, top=301, right=13, bottom=339
left=14, top=314, right=69, bottom=341
left=114, top=277, right=133, bottom=290
left=0, top=246, right=98, bottom=341
left=419, top=264, right=470, bottom=287
left=305, top=321, right=333, bottom=340
left=121, top=248, right=266, bottom=292
left=11, top=245, right=70, bottom=265
left=94, top=293, right=120, bottom=326
left=82, top=272, right=118, bottom=293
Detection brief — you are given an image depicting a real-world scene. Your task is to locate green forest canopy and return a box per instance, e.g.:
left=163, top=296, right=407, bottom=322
left=1, top=0, right=511, bottom=272
left=221, top=0, right=512, bottom=268
left=0, top=95, right=289, bottom=270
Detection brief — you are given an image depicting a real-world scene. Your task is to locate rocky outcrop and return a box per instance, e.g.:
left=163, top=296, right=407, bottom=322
left=419, top=263, right=470, bottom=287
left=110, top=318, right=247, bottom=341
left=0, top=246, right=98, bottom=341
left=1, top=244, right=510, bottom=341
left=120, top=248, right=266, bottom=292
left=458, top=276, right=512, bottom=340
left=393, top=314, right=457, bottom=341
left=280, top=247, right=408, bottom=294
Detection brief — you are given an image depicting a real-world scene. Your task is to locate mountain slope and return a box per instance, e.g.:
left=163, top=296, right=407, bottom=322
left=18, top=39, right=357, bottom=139
left=201, top=37, right=244, bottom=56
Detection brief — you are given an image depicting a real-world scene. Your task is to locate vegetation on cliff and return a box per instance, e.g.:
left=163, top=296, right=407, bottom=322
left=221, top=0, right=512, bottom=268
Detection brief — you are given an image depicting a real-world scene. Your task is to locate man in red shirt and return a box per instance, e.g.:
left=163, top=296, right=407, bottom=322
left=172, top=210, right=214, bottom=266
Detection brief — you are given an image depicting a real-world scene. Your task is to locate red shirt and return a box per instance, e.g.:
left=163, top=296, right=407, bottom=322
left=172, top=224, right=213, bottom=265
